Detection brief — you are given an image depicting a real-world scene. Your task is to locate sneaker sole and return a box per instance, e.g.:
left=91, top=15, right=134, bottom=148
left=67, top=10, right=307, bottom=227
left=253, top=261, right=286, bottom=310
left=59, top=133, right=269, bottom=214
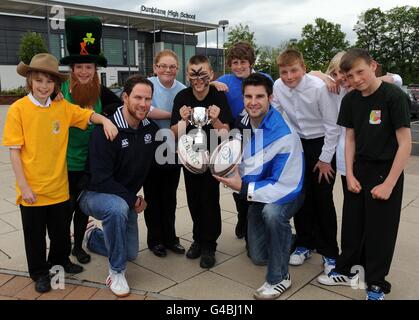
left=253, top=284, right=291, bottom=300
left=110, top=290, right=130, bottom=298
left=289, top=255, right=311, bottom=266
left=317, top=276, right=358, bottom=287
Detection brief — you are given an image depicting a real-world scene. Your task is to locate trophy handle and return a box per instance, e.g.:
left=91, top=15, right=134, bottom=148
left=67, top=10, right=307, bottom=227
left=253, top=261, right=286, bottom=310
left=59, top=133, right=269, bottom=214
left=205, top=109, right=212, bottom=125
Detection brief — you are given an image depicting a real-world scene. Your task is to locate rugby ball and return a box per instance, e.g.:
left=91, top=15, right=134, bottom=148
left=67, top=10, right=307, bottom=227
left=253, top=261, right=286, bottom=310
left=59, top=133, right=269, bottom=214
left=209, top=139, right=242, bottom=177
left=178, top=134, right=209, bottom=174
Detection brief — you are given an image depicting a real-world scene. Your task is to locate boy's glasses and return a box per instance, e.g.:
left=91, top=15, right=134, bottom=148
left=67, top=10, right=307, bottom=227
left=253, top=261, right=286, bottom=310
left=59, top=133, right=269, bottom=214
left=156, top=64, right=177, bottom=71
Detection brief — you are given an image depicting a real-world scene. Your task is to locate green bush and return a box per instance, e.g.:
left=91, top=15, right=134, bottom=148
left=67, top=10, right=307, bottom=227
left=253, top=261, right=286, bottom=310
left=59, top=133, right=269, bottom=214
left=18, top=32, right=48, bottom=65
left=0, top=86, right=27, bottom=96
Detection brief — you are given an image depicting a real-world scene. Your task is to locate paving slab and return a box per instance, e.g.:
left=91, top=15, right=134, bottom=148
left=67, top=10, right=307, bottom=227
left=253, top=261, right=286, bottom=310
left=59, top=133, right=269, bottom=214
left=160, top=271, right=256, bottom=300
left=133, top=238, right=230, bottom=283
left=288, top=284, right=351, bottom=300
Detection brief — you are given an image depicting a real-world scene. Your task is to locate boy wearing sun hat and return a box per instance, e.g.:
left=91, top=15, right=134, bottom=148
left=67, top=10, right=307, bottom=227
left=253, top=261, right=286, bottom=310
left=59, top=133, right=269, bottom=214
left=2, top=53, right=118, bottom=293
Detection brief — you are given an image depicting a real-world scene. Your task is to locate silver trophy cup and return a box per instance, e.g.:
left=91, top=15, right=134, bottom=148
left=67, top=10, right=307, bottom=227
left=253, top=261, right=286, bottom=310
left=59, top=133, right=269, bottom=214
left=189, top=107, right=211, bottom=151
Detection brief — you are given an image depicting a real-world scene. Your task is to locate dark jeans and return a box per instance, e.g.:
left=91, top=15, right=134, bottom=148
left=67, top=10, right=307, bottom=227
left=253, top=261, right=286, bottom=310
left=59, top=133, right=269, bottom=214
left=20, top=200, right=72, bottom=280
left=68, top=171, right=89, bottom=249
left=336, top=160, right=403, bottom=294
left=143, top=165, right=181, bottom=248
left=293, top=137, right=339, bottom=258
left=183, top=169, right=221, bottom=253
left=248, top=194, right=304, bottom=284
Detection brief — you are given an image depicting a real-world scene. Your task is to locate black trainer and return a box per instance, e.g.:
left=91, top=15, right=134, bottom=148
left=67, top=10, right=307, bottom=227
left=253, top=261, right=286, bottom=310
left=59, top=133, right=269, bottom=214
left=63, top=261, right=84, bottom=274
left=72, top=246, right=91, bottom=264
left=186, top=242, right=201, bottom=259
left=35, top=274, right=51, bottom=293
left=200, top=252, right=216, bottom=269
left=150, top=244, right=167, bottom=257
left=167, top=243, right=186, bottom=254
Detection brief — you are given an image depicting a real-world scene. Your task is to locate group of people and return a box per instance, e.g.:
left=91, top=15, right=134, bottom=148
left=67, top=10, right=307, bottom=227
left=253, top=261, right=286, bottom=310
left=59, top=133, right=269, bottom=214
left=2, top=16, right=412, bottom=300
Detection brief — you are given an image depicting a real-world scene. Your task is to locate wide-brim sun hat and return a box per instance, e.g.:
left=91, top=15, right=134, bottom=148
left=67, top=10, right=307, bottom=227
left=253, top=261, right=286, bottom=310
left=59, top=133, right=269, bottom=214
left=17, top=53, right=69, bottom=82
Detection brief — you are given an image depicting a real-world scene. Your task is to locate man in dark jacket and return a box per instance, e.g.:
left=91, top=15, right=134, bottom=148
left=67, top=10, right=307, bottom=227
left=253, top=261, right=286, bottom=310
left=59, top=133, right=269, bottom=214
left=79, top=75, right=158, bottom=298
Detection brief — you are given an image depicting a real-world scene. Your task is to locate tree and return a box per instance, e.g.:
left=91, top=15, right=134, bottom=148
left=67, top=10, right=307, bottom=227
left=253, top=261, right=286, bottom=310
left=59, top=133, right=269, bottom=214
left=385, top=6, right=418, bottom=84
left=255, top=41, right=290, bottom=80
left=223, top=23, right=258, bottom=54
left=18, top=32, right=48, bottom=65
left=354, top=6, right=419, bottom=84
left=296, top=18, right=349, bottom=72
left=354, top=8, right=387, bottom=62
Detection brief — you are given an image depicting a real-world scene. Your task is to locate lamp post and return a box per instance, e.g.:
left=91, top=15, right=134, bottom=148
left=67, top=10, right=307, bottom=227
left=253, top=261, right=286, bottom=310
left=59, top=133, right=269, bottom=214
left=218, top=20, right=229, bottom=75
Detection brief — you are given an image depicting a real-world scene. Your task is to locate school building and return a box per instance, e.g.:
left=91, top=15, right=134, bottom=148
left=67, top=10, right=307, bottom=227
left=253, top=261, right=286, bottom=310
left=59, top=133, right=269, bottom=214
left=0, top=0, right=226, bottom=90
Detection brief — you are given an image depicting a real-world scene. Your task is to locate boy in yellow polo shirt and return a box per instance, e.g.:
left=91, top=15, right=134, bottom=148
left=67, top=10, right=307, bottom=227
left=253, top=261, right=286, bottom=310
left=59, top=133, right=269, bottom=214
left=2, top=53, right=118, bottom=293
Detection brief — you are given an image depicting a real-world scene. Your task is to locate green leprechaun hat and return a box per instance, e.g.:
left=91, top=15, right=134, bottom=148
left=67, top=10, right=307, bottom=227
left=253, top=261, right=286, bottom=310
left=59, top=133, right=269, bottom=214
left=60, top=16, right=107, bottom=67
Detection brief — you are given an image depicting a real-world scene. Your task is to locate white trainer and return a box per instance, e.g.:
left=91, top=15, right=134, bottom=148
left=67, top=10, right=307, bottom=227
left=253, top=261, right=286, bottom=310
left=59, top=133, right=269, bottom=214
left=253, top=275, right=291, bottom=300
left=289, top=247, right=312, bottom=266
left=322, top=256, right=336, bottom=275
left=256, top=282, right=270, bottom=293
left=106, top=271, right=130, bottom=297
left=317, top=271, right=359, bottom=287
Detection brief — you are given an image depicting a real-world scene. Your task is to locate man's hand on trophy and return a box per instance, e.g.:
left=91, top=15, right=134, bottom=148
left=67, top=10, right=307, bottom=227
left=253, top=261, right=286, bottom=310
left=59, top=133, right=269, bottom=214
left=180, top=105, right=192, bottom=121
left=208, top=105, right=220, bottom=122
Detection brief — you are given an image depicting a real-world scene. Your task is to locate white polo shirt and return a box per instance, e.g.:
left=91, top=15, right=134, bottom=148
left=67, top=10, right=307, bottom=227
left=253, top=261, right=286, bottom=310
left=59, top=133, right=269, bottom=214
left=272, top=74, right=339, bottom=163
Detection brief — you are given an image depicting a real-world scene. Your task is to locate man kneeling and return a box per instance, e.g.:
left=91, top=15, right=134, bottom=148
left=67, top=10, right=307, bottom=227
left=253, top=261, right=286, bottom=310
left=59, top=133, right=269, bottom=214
left=215, top=73, right=305, bottom=300
left=79, top=76, right=158, bottom=297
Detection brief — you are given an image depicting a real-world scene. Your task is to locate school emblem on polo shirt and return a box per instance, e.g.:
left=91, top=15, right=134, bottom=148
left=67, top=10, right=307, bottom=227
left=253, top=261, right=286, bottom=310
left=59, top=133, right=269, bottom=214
left=144, top=134, right=152, bottom=144
left=52, top=120, right=60, bottom=134
left=369, top=110, right=382, bottom=125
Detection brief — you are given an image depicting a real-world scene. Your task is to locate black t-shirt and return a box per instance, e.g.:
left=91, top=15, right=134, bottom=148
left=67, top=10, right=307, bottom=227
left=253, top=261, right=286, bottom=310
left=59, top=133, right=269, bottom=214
left=170, top=86, right=232, bottom=153
left=337, top=82, right=410, bottom=162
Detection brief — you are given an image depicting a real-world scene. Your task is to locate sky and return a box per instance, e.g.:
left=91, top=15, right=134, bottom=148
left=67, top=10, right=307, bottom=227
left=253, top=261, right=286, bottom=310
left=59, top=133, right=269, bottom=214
left=63, top=0, right=417, bottom=48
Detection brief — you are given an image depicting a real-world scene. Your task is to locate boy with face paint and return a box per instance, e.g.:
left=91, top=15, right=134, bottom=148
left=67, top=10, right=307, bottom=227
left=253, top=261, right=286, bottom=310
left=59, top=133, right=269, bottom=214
left=170, top=55, right=232, bottom=269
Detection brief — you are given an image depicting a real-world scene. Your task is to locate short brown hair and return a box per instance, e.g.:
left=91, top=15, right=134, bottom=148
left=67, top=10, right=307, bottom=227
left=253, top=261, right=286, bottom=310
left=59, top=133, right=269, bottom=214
left=154, top=49, right=179, bottom=65
left=340, top=48, right=373, bottom=73
left=26, top=71, right=61, bottom=95
left=123, top=75, right=154, bottom=96
left=226, top=42, right=256, bottom=66
left=242, top=73, right=273, bottom=96
left=188, top=55, right=212, bottom=70
left=277, top=48, right=305, bottom=67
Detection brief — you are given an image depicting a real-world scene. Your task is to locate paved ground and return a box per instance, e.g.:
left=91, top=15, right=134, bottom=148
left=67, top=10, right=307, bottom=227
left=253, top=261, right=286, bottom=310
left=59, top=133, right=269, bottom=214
left=1, top=105, right=419, bottom=300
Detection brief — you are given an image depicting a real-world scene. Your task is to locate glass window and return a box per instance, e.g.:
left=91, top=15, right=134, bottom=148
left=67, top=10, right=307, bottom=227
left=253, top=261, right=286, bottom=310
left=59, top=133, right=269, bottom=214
left=185, top=45, right=196, bottom=66
left=173, top=44, right=184, bottom=83
left=138, top=42, right=146, bottom=74
left=129, top=40, right=135, bottom=66
left=49, top=34, right=61, bottom=60
left=145, top=42, right=153, bottom=76
left=103, top=38, right=123, bottom=65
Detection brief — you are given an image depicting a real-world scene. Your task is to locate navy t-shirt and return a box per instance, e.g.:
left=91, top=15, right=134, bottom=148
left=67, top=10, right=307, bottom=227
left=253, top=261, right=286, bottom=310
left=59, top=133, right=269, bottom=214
left=338, top=82, right=410, bottom=161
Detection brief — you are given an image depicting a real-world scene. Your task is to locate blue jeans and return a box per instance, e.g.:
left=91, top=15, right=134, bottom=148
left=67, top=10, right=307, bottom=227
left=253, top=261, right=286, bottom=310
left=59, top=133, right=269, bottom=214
left=79, top=191, right=139, bottom=273
left=248, top=194, right=303, bottom=284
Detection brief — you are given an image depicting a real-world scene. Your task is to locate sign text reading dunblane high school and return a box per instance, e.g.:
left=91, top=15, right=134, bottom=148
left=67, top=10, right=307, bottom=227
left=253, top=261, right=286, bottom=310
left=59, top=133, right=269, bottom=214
left=140, top=5, right=196, bottom=20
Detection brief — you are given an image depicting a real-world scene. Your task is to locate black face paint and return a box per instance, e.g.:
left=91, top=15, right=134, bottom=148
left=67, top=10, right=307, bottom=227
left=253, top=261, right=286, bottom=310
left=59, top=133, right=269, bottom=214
left=189, top=67, right=211, bottom=88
